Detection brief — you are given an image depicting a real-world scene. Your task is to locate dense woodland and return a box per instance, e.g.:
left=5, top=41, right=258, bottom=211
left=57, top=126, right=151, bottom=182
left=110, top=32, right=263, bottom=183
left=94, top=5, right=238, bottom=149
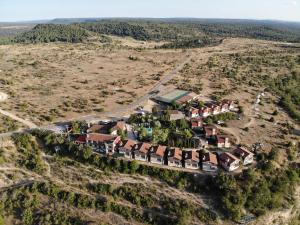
left=13, top=24, right=89, bottom=43
left=2, top=19, right=299, bottom=45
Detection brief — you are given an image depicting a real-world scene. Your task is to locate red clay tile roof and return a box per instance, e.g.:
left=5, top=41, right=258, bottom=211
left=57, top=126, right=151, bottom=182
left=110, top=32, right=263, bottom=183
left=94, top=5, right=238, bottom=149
left=168, top=148, right=182, bottom=160
left=185, top=151, right=199, bottom=162
left=135, top=142, right=152, bottom=154
left=204, top=125, right=218, bottom=135
left=191, top=118, right=202, bottom=127
left=87, top=121, right=126, bottom=134
left=87, top=124, right=107, bottom=133
left=110, top=121, right=126, bottom=132
left=75, top=135, right=86, bottom=143
left=175, top=92, right=197, bottom=105
left=121, top=139, right=137, bottom=151
left=86, top=133, right=119, bottom=142
left=189, top=107, right=199, bottom=114
left=220, top=152, right=239, bottom=165
left=234, top=147, right=253, bottom=158
left=202, top=152, right=218, bottom=165
left=216, top=135, right=229, bottom=144
left=152, top=145, right=167, bottom=157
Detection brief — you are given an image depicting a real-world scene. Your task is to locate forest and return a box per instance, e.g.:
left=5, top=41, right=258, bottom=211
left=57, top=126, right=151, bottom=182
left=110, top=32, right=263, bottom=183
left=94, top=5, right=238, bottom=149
left=3, top=19, right=299, bottom=45
left=13, top=24, right=89, bottom=43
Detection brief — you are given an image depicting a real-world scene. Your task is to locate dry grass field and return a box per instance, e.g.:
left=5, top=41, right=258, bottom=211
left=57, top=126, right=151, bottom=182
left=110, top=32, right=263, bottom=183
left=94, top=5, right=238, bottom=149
left=0, top=40, right=187, bottom=125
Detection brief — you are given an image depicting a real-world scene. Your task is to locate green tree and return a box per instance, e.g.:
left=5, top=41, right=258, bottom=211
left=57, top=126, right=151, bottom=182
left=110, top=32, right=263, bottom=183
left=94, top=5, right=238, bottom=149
left=22, top=209, right=33, bottom=225
left=129, top=160, right=139, bottom=174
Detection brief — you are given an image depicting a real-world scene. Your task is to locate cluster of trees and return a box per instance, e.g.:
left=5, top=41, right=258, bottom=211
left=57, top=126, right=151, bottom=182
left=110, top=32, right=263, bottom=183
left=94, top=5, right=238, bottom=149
left=14, top=24, right=89, bottom=43
left=1, top=177, right=215, bottom=225
left=209, top=148, right=300, bottom=221
left=12, top=133, right=45, bottom=174
left=129, top=113, right=195, bottom=148
left=0, top=183, right=88, bottom=225
left=266, top=71, right=300, bottom=122
left=194, top=22, right=300, bottom=43
left=159, top=37, right=222, bottom=49
left=79, top=21, right=150, bottom=41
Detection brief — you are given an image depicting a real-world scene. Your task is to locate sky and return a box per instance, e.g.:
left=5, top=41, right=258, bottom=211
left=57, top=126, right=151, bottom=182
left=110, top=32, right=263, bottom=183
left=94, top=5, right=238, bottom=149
left=0, top=0, right=300, bottom=22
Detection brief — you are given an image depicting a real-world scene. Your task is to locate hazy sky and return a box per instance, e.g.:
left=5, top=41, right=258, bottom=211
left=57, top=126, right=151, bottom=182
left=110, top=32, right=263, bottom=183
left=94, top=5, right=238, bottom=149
left=1, top=0, right=300, bottom=22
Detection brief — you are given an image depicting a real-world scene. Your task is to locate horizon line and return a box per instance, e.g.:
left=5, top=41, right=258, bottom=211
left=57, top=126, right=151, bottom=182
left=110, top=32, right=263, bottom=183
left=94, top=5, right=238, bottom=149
left=1, top=16, right=300, bottom=24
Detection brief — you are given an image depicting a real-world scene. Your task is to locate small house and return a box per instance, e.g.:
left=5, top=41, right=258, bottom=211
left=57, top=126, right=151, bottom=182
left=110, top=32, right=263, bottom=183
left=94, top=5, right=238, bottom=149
left=118, top=139, right=137, bottom=158
left=188, top=107, right=199, bottom=118
left=167, top=148, right=183, bottom=167
left=133, top=142, right=152, bottom=162
left=150, top=145, right=167, bottom=165
left=233, top=147, right=254, bottom=165
left=202, top=152, right=218, bottom=172
left=199, top=106, right=212, bottom=118
left=184, top=151, right=200, bottom=169
left=190, top=118, right=203, bottom=129
left=204, top=125, right=218, bottom=138
left=87, top=121, right=126, bottom=136
left=216, top=135, right=231, bottom=148
left=78, top=133, right=121, bottom=154
left=219, top=152, right=240, bottom=171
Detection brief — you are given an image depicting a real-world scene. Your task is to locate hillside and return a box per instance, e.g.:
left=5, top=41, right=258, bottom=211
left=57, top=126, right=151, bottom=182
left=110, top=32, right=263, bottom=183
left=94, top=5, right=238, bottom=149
left=5, top=19, right=300, bottom=45
left=13, top=24, right=90, bottom=43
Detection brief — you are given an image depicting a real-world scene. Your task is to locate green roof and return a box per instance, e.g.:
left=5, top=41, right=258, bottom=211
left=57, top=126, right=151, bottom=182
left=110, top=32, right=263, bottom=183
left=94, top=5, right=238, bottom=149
left=156, top=90, right=190, bottom=104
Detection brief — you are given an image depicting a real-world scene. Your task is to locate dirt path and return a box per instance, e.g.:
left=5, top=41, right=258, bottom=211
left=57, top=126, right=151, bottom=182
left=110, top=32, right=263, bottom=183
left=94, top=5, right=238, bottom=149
left=0, top=109, right=37, bottom=129
left=0, top=92, right=37, bottom=130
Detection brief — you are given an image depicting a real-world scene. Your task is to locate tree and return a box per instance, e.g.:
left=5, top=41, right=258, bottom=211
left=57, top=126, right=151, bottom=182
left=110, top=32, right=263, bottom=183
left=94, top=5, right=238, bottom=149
left=22, top=209, right=33, bottom=225
left=0, top=215, right=4, bottom=225
left=129, top=160, right=139, bottom=173
left=82, top=146, right=93, bottom=160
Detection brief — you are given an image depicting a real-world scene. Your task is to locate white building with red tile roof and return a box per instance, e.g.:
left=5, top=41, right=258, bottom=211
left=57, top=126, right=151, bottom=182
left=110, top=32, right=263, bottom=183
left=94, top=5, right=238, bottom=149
left=184, top=151, right=200, bottom=169
left=168, top=148, right=183, bottom=167
left=119, top=139, right=137, bottom=158
left=202, top=152, right=218, bottom=172
left=220, top=152, right=240, bottom=171
left=150, top=145, right=167, bottom=165
left=133, top=142, right=152, bottom=162
left=75, top=133, right=121, bottom=154
left=233, top=147, right=254, bottom=165
left=216, top=135, right=231, bottom=148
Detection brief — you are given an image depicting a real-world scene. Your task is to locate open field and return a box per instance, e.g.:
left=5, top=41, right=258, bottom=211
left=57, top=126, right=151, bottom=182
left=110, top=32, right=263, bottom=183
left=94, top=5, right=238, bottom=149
left=0, top=40, right=188, bottom=125
left=1, top=38, right=299, bottom=128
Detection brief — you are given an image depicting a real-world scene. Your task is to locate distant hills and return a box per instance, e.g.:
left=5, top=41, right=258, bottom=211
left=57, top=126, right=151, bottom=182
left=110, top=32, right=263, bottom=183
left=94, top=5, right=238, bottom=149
left=1, top=18, right=300, bottom=45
